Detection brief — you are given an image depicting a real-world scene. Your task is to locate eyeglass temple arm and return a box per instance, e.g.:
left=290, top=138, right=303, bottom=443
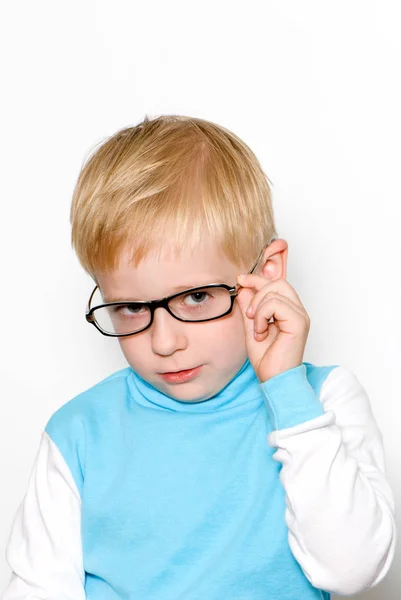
left=86, top=285, right=99, bottom=315
left=235, top=236, right=277, bottom=291
left=250, top=237, right=277, bottom=274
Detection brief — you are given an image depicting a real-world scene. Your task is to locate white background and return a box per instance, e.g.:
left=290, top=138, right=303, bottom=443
left=0, top=1, right=400, bottom=598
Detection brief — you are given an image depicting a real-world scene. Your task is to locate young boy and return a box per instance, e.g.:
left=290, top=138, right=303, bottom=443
left=2, top=115, right=396, bottom=599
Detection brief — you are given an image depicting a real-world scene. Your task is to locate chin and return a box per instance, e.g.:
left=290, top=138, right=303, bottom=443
left=157, top=379, right=219, bottom=403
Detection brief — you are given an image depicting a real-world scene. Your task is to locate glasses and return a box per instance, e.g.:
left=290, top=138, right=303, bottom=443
left=85, top=238, right=277, bottom=337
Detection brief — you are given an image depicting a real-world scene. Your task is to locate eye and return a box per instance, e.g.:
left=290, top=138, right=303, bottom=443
left=110, top=304, right=146, bottom=316
left=184, top=291, right=210, bottom=305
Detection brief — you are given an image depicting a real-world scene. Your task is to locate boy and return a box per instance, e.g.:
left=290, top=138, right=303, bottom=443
left=2, top=115, right=396, bottom=599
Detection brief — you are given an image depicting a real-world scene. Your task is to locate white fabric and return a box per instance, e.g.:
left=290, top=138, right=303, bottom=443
left=2, top=365, right=396, bottom=598
left=2, top=431, right=85, bottom=600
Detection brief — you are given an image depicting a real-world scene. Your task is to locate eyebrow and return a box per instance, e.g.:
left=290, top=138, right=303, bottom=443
left=104, top=280, right=226, bottom=303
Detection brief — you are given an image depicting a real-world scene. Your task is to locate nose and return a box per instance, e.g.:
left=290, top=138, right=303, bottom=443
left=150, top=306, right=187, bottom=355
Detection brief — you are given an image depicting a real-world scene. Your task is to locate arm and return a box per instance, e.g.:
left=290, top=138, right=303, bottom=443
left=261, top=364, right=397, bottom=596
left=2, top=431, right=85, bottom=600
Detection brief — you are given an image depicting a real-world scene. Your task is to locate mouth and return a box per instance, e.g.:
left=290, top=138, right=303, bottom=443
left=158, top=365, right=203, bottom=383
left=160, top=366, right=200, bottom=374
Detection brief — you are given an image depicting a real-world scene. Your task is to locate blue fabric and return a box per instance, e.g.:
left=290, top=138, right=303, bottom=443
left=46, top=358, right=338, bottom=599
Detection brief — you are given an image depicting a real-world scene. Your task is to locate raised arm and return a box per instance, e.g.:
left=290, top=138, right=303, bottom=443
left=262, top=364, right=397, bottom=596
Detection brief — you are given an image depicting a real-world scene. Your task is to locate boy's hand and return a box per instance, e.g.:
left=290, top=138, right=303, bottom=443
left=235, top=274, right=311, bottom=384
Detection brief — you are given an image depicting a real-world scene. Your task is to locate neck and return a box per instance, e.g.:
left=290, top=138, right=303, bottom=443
left=127, top=358, right=263, bottom=413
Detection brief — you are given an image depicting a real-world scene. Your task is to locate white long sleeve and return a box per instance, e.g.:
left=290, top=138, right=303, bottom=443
left=265, top=365, right=397, bottom=596
left=2, top=431, right=85, bottom=600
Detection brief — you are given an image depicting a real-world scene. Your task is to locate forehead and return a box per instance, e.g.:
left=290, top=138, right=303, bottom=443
left=95, top=238, right=244, bottom=302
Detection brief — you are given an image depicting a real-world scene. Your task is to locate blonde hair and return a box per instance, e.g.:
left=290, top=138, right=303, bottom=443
left=70, top=114, right=278, bottom=279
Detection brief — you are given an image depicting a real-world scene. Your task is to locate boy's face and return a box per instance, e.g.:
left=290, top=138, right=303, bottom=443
left=95, top=235, right=252, bottom=403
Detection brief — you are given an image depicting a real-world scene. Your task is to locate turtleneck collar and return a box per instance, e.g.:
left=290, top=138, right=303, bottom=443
left=127, top=357, right=263, bottom=413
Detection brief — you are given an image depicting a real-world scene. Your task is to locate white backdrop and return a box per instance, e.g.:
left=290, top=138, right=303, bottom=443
left=0, top=1, right=400, bottom=598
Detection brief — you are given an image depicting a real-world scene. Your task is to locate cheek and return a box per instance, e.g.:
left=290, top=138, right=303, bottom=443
left=118, top=337, right=147, bottom=368
left=117, top=307, right=246, bottom=362
left=205, top=305, right=246, bottom=347
left=204, top=309, right=248, bottom=368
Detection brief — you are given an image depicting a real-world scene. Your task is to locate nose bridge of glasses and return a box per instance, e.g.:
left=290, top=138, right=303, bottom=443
left=151, top=295, right=175, bottom=311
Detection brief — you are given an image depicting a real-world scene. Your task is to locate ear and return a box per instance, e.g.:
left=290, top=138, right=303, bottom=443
left=258, top=238, right=288, bottom=281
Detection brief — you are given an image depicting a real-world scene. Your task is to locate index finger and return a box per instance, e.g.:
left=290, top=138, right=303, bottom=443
left=236, top=274, right=304, bottom=309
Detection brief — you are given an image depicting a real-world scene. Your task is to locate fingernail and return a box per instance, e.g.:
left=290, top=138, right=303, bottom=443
left=237, top=274, right=247, bottom=280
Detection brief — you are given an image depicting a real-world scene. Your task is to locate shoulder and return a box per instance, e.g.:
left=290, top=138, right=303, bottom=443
left=44, top=366, right=133, bottom=449
left=303, top=361, right=375, bottom=422
left=43, top=367, right=132, bottom=496
left=45, top=367, right=131, bottom=430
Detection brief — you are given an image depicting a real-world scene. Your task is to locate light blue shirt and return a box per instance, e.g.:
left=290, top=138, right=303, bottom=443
left=45, top=358, right=337, bottom=599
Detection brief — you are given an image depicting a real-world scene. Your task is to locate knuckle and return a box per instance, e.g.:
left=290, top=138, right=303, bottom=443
left=301, top=318, right=310, bottom=332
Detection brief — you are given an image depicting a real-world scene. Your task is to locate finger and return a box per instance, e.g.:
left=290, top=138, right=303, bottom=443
left=237, top=275, right=303, bottom=308
left=236, top=287, right=260, bottom=339
left=253, top=296, right=307, bottom=337
left=255, top=320, right=280, bottom=343
left=237, top=275, right=304, bottom=309
left=247, top=290, right=306, bottom=321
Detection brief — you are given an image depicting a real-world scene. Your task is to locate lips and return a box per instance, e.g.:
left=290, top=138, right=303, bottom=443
left=158, top=365, right=203, bottom=383
left=161, top=367, right=197, bottom=374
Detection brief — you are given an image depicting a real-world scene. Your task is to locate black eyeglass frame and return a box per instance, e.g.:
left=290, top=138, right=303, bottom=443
left=85, top=238, right=277, bottom=337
